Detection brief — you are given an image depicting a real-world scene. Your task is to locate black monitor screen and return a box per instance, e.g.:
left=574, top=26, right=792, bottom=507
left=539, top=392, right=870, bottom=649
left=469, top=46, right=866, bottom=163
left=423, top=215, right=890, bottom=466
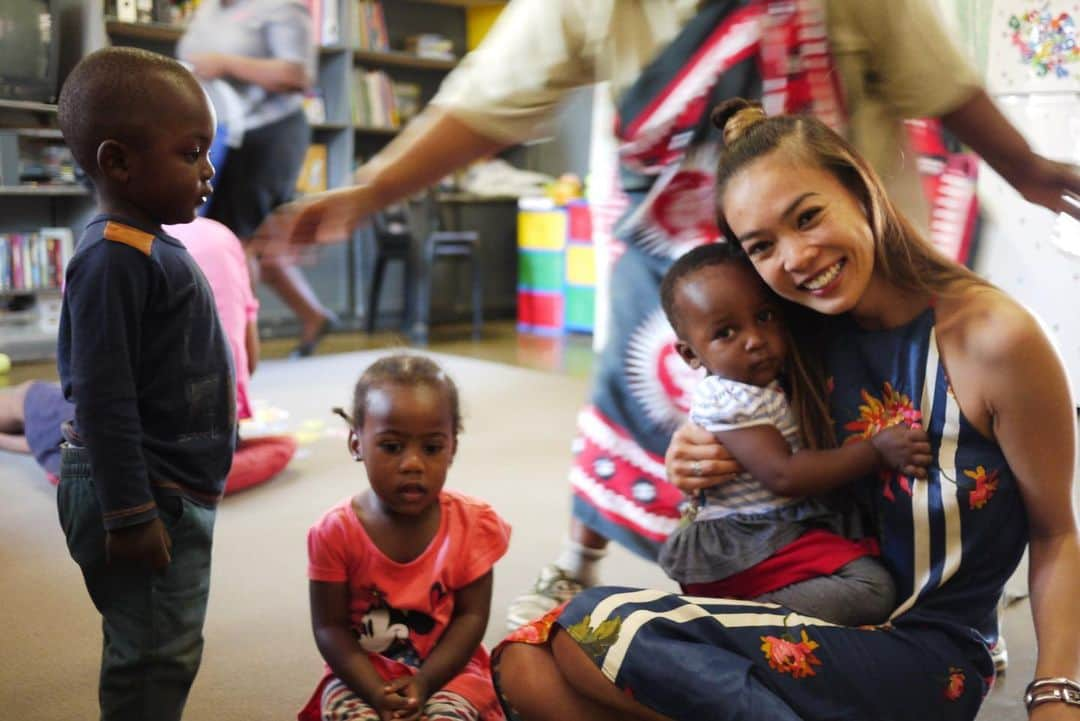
left=0, top=0, right=52, bottom=83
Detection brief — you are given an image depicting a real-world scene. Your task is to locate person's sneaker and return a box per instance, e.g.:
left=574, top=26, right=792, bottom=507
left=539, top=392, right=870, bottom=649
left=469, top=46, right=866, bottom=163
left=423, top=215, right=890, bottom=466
left=989, top=636, right=1008, bottom=673
left=506, top=564, right=587, bottom=631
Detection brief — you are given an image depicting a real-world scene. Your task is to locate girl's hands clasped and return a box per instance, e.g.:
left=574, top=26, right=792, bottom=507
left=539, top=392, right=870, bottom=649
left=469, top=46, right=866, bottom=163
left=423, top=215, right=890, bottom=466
left=378, top=675, right=429, bottom=721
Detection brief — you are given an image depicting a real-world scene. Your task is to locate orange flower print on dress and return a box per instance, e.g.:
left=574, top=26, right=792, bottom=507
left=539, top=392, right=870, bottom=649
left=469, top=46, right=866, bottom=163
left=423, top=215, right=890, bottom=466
left=760, top=630, right=822, bottom=679
left=944, top=667, right=965, bottom=701
left=963, top=466, right=999, bottom=510
left=844, top=383, right=923, bottom=501
left=503, top=602, right=567, bottom=646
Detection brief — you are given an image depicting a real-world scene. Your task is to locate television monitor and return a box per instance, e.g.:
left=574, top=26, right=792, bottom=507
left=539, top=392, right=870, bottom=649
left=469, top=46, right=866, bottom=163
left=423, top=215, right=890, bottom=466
left=0, top=0, right=60, bottom=104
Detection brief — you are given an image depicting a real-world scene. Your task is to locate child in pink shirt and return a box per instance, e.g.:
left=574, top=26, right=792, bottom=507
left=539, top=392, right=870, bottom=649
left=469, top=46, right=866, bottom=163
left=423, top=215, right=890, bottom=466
left=301, top=354, right=511, bottom=721
left=164, top=218, right=258, bottom=420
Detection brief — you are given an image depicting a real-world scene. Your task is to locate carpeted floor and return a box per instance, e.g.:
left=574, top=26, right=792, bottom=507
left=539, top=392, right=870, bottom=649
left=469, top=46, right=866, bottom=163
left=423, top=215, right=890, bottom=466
left=0, top=349, right=1049, bottom=720
left=0, top=350, right=668, bottom=720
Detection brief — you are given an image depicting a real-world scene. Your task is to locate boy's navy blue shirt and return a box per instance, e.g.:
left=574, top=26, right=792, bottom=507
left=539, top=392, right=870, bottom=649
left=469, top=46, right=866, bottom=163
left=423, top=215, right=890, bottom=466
left=58, top=215, right=236, bottom=530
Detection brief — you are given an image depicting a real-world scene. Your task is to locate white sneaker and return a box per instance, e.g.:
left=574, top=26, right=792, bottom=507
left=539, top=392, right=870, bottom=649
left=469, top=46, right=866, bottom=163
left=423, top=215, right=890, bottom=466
left=506, top=564, right=587, bottom=631
left=989, top=636, right=1008, bottom=673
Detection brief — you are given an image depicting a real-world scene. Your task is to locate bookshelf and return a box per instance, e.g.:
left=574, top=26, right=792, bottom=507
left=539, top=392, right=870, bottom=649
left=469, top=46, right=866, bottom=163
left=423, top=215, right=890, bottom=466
left=0, top=88, right=93, bottom=360
left=93, top=0, right=521, bottom=335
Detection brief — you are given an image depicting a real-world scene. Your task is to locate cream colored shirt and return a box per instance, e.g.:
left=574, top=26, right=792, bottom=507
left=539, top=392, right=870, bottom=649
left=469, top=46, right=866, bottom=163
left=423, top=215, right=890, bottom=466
left=433, top=0, right=980, bottom=225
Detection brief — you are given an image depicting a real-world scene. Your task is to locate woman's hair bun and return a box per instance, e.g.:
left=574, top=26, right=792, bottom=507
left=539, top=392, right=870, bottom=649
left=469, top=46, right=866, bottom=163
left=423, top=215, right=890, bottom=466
left=711, top=98, right=767, bottom=147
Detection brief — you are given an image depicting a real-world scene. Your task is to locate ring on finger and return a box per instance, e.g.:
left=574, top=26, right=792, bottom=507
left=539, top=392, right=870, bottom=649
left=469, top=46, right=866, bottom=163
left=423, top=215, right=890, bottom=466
left=691, top=460, right=703, bottom=477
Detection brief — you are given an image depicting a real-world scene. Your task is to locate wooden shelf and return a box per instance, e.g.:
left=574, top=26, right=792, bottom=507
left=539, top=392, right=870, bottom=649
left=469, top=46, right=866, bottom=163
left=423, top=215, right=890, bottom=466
left=0, top=99, right=58, bottom=114
left=0, top=185, right=88, bottom=197
left=355, top=125, right=399, bottom=137
left=312, top=122, right=351, bottom=131
left=15, top=129, right=63, bottom=139
left=353, top=50, right=456, bottom=71
left=105, top=18, right=185, bottom=43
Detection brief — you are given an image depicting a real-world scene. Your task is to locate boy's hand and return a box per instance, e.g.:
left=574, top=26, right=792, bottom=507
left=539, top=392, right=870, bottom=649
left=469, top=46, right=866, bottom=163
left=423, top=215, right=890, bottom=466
left=870, top=424, right=932, bottom=478
left=378, top=675, right=429, bottom=721
left=105, top=517, right=172, bottom=571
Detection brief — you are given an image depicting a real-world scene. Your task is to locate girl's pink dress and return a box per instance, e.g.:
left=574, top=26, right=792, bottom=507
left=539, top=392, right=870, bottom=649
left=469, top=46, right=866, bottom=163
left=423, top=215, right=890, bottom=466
left=299, top=490, right=511, bottom=721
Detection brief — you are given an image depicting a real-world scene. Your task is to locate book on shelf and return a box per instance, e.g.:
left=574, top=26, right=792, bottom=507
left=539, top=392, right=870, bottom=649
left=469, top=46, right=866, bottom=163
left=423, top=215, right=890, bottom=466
left=0, top=227, right=74, bottom=294
left=302, top=91, right=327, bottom=125
left=355, top=0, right=389, bottom=52
left=405, top=34, right=455, bottom=61
left=305, top=0, right=340, bottom=45
left=392, top=82, right=422, bottom=124
left=296, top=144, right=329, bottom=194
left=351, top=69, right=399, bottom=129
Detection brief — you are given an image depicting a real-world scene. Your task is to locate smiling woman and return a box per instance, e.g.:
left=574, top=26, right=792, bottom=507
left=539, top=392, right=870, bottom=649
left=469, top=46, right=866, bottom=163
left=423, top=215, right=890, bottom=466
left=492, top=99, right=1080, bottom=721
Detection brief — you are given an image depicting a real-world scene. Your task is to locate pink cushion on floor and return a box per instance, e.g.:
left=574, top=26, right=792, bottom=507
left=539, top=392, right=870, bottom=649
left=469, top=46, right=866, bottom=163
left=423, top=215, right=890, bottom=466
left=225, top=435, right=298, bottom=494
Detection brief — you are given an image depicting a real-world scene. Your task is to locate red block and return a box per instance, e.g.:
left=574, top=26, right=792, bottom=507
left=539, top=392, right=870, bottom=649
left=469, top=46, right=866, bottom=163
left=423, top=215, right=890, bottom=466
left=517, top=289, right=563, bottom=331
left=566, top=200, right=592, bottom=244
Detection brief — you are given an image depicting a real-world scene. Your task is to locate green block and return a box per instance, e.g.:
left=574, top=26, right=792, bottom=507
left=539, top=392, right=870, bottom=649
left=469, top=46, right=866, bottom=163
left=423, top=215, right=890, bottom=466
left=518, top=250, right=563, bottom=291
left=564, top=285, right=594, bottom=331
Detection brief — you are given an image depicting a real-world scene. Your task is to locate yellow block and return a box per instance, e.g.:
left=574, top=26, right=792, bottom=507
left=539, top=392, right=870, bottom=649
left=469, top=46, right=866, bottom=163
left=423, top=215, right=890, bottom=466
left=518, top=210, right=567, bottom=251
left=466, top=5, right=505, bottom=51
left=565, top=244, right=596, bottom=286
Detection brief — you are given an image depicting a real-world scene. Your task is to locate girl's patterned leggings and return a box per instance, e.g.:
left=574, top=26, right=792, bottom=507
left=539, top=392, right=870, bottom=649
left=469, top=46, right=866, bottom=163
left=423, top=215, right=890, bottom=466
left=321, top=677, right=479, bottom=720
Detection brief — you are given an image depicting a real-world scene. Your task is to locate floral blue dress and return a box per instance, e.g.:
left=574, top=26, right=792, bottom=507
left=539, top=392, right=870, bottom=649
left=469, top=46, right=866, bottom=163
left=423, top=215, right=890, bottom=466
left=499, top=307, right=1026, bottom=721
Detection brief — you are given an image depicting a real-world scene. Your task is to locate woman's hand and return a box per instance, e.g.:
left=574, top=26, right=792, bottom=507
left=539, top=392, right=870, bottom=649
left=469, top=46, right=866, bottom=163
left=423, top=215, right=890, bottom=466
left=1012, top=155, right=1080, bottom=220
left=665, top=421, right=742, bottom=492
left=254, top=186, right=375, bottom=252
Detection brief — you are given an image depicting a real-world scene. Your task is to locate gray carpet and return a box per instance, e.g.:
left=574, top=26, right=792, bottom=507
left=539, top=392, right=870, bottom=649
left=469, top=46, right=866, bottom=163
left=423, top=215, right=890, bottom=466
left=0, top=350, right=1040, bottom=720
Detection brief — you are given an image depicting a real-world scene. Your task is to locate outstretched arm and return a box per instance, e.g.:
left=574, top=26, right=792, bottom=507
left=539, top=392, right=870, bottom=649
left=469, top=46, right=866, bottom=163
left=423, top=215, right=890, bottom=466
left=187, top=54, right=310, bottom=93
left=977, top=306, right=1080, bottom=719
left=256, top=108, right=506, bottom=248
left=714, top=423, right=929, bottom=497
left=941, top=89, right=1080, bottom=220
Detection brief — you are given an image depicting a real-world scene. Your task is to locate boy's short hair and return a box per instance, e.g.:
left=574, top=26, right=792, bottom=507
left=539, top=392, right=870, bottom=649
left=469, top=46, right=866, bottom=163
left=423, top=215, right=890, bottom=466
left=58, top=47, right=199, bottom=178
left=660, top=241, right=749, bottom=337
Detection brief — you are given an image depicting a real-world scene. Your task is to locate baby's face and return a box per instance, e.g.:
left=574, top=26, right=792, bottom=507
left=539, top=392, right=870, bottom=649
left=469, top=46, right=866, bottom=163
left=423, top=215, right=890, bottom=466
left=673, top=263, right=787, bottom=386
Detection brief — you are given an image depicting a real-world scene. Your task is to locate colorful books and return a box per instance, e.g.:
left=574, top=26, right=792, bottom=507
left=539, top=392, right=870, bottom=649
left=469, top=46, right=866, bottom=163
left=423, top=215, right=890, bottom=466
left=355, top=0, right=389, bottom=52
left=351, top=69, right=399, bottom=129
left=0, top=227, right=74, bottom=294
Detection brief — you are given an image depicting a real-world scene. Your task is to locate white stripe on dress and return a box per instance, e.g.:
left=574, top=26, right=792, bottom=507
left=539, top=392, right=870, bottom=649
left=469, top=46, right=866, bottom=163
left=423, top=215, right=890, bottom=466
left=890, top=330, right=939, bottom=619
left=888, top=328, right=965, bottom=619
left=937, top=353, right=965, bottom=593
left=598, top=602, right=839, bottom=680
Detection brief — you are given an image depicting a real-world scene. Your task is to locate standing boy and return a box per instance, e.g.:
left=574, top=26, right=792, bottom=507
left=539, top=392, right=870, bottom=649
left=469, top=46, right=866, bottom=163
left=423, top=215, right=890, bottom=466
left=56, top=47, right=235, bottom=721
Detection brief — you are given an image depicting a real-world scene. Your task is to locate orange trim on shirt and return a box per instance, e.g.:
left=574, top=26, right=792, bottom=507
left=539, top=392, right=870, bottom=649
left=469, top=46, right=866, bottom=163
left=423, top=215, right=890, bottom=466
left=103, top=221, right=155, bottom=256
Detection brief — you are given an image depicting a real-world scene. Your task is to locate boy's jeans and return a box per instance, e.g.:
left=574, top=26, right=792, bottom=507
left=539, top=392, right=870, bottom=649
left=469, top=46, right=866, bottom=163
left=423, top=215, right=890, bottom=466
left=57, top=444, right=216, bottom=721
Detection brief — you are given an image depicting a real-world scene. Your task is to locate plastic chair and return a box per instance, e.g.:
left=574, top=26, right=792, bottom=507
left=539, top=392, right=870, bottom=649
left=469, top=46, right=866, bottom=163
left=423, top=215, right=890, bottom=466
left=366, top=192, right=482, bottom=344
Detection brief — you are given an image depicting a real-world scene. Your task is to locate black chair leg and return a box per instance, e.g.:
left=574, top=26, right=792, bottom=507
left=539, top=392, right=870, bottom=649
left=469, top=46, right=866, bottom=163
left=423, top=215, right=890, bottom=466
left=409, top=247, right=434, bottom=346
left=471, top=252, right=483, bottom=340
left=367, top=254, right=387, bottom=333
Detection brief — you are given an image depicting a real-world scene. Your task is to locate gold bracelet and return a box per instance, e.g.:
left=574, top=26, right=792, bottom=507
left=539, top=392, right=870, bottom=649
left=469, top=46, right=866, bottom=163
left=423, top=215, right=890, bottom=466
left=1024, top=678, right=1080, bottom=712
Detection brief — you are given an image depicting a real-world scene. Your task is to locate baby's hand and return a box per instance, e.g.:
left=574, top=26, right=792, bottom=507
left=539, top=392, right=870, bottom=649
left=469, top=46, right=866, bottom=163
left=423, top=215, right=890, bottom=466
left=870, top=424, right=932, bottom=479
left=105, top=517, right=172, bottom=571
left=379, top=676, right=428, bottom=721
